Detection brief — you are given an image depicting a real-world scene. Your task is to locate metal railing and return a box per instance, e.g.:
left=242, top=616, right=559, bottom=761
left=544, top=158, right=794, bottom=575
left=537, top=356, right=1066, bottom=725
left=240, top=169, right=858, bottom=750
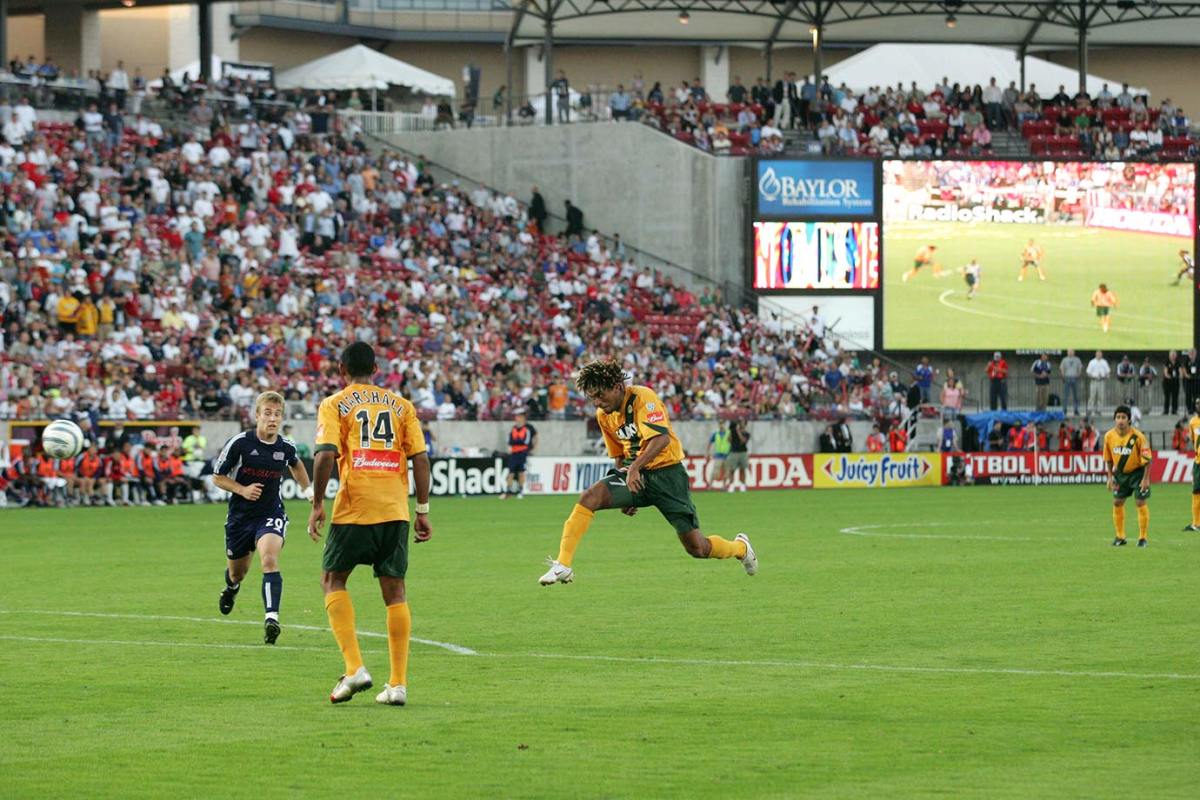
left=973, top=375, right=1168, bottom=417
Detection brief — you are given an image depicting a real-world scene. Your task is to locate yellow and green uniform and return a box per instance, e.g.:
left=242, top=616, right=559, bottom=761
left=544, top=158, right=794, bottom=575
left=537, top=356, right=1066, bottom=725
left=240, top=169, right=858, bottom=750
left=316, top=383, right=424, bottom=689
left=595, top=386, right=697, bottom=534
left=913, top=245, right=936, bottom=270
left=1189, top=415, right=1200, bottom=526
left=1091, top=288, right=1118, bottom=317
left=1022, top=243, right=1043, bottom=265
left=315, top=383, right=425, bottom=576
left=1103, top=426, right=1152, bottom=501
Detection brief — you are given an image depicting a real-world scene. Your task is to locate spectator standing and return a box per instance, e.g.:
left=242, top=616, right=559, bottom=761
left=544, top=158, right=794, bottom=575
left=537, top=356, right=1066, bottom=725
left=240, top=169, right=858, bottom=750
left=109, top=60, right=130, bottom=111
left=1086, top=350, right=1111, bottom=414
left=1184, top=348, right=1200, bottom=411
left=725, top=420, right=750, bottom=492
left=1031, top=353, right=1052, bottom=411
left=986, top=351, right=1008, bottom=411
left=551, top=70, right=570, bottom=123
left=1115, top=356, right=1136, bottom=391
left=818, top=425, right=837, bottom=454
left=913, top=356, right=934, bottom=404
left=1059, top=349, right=1083, bottom=416
left=940, top=370, right=965, bottom=420
left=529, top=186, right=547, bottom=233
left=564, top=200, right=584, bottom=236
left=832, top=417, right=853, bottom=453
left=888, top=422, right=909, bottom=453
left=707, top=420, right=731, bottom=487
left=1163, top=350, right=1182, bottom=416
left=1137, top=358, right=1157, bottom=411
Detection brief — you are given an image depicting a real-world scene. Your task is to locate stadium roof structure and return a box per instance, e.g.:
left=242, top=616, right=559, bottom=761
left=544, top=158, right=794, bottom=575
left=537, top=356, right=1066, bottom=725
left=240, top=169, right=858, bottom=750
left=506, top=1, right=1200, bottom=49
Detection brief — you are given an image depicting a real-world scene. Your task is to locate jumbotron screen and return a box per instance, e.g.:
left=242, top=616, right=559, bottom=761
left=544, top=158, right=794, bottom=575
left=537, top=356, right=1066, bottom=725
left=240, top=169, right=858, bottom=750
left=881, top=160, right=1196, bottom=350
left=753, top=221, right=880, bottom=290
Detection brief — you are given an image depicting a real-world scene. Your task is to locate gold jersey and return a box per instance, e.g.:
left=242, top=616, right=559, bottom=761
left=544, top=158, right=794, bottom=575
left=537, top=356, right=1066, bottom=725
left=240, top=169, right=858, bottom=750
left=1102, top=426, right=1152, bottom=473
left=597, top=386, right=684, bottom=470
left=315, top=383, right=425, bottom=525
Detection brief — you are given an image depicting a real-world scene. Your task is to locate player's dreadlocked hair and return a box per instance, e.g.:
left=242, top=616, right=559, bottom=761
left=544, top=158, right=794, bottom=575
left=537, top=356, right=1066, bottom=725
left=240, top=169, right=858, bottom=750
left=575, top=359, right=628, bottom=395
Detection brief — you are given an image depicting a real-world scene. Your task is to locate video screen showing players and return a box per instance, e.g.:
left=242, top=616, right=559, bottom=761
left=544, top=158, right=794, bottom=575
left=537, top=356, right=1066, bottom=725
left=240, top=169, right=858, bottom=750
left=753, top=221, right=880, bottom=290
left=881, top=160, right=1196, bottom=350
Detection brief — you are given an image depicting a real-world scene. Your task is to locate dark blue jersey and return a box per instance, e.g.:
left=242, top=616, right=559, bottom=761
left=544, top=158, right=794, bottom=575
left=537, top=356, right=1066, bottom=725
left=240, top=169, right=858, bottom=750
left=214, top=430, right=298, bottom=519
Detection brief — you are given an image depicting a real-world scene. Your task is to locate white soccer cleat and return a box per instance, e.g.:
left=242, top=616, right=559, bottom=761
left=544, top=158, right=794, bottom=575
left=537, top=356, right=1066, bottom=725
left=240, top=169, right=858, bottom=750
left=375, top=684, right=407, bottom=706
left=538, top=559, right=574, bottom=586
left=329, top=666, right=373, bottom=704
left=735, top=533, right=758, bottom=576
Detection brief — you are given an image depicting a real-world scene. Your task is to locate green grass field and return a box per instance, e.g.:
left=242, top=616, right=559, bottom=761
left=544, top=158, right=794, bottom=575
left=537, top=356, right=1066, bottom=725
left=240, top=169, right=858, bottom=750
left=884, top=222, right=1193, bottom=350
left=2, top=486, right=1198, bottom=798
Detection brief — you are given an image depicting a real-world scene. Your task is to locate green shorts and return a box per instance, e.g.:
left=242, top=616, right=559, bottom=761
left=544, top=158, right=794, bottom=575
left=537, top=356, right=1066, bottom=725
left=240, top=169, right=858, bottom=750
left=323, top=520, right=410, bottom=578
left=602, top=463, right=700, bottom=535
left=912, top=259, right=926, bottom=270
left=1112, top=467, right=1150, bottom=501
left=1096, top=306, right=1111, bottom=317
left=1192, top=462, right=1200, bottom=494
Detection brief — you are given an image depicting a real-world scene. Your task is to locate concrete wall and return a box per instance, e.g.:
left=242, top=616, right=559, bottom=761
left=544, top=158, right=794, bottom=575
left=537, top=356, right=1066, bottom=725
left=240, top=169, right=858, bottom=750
left=387, top=122, right=747, bottom=291
left=197, top=419, right=871, bottom=459
left=1040, top=47, right=1200, bottom=117
left=7, top=16, right=44, bottom=63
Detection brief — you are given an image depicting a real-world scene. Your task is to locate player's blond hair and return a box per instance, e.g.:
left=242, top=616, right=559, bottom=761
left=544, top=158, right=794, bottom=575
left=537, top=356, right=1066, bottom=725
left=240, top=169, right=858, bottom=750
left=254, top=391, right=285, bottom=414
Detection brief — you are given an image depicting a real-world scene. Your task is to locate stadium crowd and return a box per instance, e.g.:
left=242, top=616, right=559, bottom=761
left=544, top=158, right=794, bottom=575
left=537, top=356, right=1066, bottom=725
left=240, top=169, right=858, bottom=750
left=0, top=97, right=892, bottom=442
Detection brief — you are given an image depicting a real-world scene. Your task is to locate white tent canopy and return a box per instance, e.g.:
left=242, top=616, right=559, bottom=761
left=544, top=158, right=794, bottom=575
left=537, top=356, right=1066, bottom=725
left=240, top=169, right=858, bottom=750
left=814, top=44, right=1148, bottom=98
left=276, top=45, right=455, bottom=97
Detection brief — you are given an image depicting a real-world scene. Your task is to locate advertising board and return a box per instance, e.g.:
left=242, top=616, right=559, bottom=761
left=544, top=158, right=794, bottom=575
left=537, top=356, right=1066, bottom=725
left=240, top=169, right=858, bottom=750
left=756, top=160, right=877, bottom=218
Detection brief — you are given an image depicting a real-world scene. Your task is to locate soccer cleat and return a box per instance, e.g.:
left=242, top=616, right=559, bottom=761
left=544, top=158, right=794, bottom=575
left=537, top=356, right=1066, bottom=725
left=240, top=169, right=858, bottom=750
left=264, top=618, right=281, bottom=645
left=538, top=559, right=574, bottom=586
left=1137, top=538, right=1148, bottom=548
left=375, top=684, right=407, bottom=706
left=219, top=588, right=237, bottom=615
left=735, top=533, right=758, bottom=576
left=1182, top=524, right=1199, bottom=532
left=1112, top=537, right=1127, bottom=547
left=330, top=666, right=373, bottom=704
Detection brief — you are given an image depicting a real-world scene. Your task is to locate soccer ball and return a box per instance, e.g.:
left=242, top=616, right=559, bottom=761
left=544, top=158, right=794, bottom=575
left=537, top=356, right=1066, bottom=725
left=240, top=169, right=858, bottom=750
left=42, top=420, right=85, bottom=459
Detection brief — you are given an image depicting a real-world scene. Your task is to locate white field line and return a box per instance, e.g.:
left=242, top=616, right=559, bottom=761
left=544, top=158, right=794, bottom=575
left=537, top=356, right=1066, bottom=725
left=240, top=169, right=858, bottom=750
left=0, top=609, right=477, bottom=655
left=937, top=289, right=1183, bottom=335
left=3, top=609, right=1198, bottom=681
left=839, top=520, right=1189, bottom=547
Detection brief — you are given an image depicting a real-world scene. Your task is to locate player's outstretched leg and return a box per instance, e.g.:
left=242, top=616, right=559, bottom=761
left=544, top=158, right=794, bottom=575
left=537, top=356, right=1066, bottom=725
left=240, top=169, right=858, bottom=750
left=678, top=529, right=757, bottom=575
left=258, top=533, right=284, bottom=644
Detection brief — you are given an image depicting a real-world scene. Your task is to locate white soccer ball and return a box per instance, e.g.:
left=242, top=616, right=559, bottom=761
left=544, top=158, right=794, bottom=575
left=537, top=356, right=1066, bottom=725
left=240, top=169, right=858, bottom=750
left=42, top=420, right=85, bottom=459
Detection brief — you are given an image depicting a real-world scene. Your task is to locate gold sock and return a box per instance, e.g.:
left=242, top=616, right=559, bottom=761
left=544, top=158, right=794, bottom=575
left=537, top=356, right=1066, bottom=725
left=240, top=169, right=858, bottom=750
left=1112, top=506, right=1126, bottom=539
left=706, top=535, right=747, bottom=559
left=556, top=504, right=595, bottom=567
left=1137, top=505, right=1149, bottom=539
left=386, top=602, right=411, bottom=688
left=324, top=590, right=363, bottom=675
left=1191, top=495, right=1200, bottom=526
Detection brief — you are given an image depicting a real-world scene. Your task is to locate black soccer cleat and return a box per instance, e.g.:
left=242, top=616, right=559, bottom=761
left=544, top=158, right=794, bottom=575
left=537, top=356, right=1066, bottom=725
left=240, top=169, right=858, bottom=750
left=219, top=588, right=237, bottom=615
left=264, top=618, right=281, bottom=645
left=1182, top=524, right=1199, bottom=532
left=1137, top=539, right=1148, bottom=548
left=1111, top=537, right=1128, bottom=547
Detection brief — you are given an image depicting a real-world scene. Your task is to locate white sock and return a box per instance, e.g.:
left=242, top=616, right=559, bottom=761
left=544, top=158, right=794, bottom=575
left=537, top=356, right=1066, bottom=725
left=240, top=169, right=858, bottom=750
left=265, top=612, right=279, bottom=622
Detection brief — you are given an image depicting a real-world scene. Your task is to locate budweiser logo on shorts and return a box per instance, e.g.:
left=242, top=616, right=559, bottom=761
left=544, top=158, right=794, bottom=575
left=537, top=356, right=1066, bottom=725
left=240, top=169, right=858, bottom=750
left=351, top=449, right=403, bottom=471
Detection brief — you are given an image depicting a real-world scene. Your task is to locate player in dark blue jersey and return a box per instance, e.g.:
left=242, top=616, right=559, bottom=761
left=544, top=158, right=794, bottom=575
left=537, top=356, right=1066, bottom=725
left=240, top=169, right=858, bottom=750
left=212, top=391, right=313, bottom=644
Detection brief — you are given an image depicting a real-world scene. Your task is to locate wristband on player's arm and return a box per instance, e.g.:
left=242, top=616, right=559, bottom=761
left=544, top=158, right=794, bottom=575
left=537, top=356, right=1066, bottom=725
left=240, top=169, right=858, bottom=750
left=415, top=502, right=430, bottom=515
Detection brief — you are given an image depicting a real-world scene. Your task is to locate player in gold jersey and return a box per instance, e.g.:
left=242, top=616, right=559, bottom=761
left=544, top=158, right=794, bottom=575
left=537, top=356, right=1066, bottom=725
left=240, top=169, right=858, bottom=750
left=307, top=342, right=432, bottom=705
left=901, top=244, right=943, bottom=283
left=1018, top=239, right=1046, bottom=282
left=1090, top=283, right=1118, bottom=333
left=538, top=359, right=757, bottom=585
left=1102, top=405, right=1152, bottom=547
left=1183, top=400, right=1200, bottom=532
